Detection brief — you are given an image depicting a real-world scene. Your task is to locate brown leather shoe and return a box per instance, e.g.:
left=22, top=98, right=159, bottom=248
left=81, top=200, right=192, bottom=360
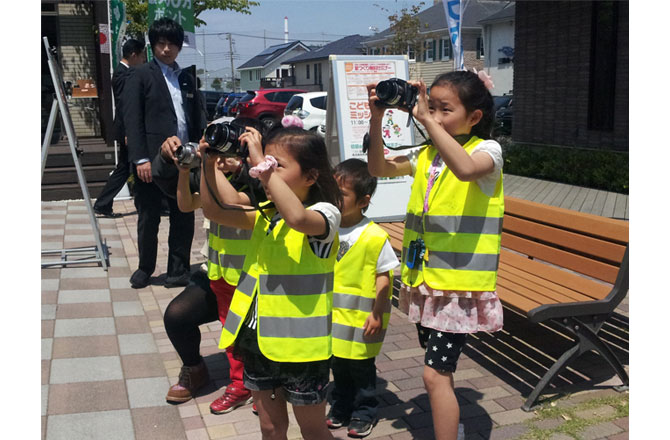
left=166, top=360, right=210, bottom=403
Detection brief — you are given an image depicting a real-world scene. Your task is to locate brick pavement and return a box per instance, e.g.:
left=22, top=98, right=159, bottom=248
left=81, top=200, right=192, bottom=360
left=41, top=198, right=629, bottom=440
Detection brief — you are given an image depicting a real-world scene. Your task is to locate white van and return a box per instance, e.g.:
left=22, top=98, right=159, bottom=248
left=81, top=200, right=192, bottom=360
left=284, top=91, right=327, bottom=135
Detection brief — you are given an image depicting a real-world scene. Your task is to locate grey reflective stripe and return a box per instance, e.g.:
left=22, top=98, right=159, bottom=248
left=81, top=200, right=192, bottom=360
left=236, top=272, right=257, bottom=297
left=333, top=292, right=374, bottom=312
left=208, top=246, right=219, bottom=265
left=424, top=215, right=503, bottom=235
left=427, top=251, right=500, bottom=271
left=219, top=226, right=253, bottom=240
left=223, top=309, right=243, bottom=334
left=259, top=273, right=333, bottom=296
left=405, top=213, right=423, bottom=233
left=258, top=315, right=331, bottom=338
left=210, top=221, right=253, bottom=240
left=219, top=253, right=245, bottom=270
left=210, top=222, right=220, bottom=237
left=332, top=322, right=386, bottom=344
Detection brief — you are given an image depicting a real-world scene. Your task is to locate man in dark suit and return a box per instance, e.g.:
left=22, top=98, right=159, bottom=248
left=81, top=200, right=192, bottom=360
left=123, top=18, right=206, bottom=289
left=93, top=39, right=146, bottom=218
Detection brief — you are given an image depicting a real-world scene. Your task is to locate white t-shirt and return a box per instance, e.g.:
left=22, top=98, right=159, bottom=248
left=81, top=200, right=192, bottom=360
left=338, top=217, right=400, bottom=273
left=408, top=139, right=503, bottom=197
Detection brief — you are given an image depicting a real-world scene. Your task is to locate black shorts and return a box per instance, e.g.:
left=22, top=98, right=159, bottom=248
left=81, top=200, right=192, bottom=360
left=416, top=324, right=467, bottom=373
left=236, top=324, right=330, bottom=406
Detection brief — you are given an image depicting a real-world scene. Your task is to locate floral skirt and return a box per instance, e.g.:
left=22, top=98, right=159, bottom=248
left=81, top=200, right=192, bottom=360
left=399, top=283, right=504, bottom=334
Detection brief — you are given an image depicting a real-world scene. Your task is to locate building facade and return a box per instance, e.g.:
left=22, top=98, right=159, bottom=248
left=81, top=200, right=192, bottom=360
left=512, top=1, right=628, bottom=151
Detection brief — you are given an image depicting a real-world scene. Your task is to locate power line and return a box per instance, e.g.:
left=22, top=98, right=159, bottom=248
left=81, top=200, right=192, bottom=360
left=197, top=30, right=342, bottom=43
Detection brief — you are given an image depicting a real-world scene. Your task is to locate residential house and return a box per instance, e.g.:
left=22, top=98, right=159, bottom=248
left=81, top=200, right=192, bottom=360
left=236, top=41, right=310, bottom=91
left=361, top=0, right=510, bottom=83
left=284, top=34, right=367, bottom=92
left=479, top=3, right=515, bottom=95
left=512, top=1, right=628, bottom=151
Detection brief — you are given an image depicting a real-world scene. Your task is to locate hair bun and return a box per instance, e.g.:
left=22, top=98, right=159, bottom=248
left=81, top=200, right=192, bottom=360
left=281, top=115, right=304, bottom=129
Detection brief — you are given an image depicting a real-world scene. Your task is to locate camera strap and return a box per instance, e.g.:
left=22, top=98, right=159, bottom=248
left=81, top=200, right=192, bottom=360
left=362, top=119, right=431, bottom=154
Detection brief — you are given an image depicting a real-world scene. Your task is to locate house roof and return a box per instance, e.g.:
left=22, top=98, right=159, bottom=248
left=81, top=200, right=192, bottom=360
left=363, top=0, right=511, bottom=44
left=237, top=40, right=310, bottom=70
left=478, top=3, right=515, bottom=24
left=285, top=34, right=366, bottom=63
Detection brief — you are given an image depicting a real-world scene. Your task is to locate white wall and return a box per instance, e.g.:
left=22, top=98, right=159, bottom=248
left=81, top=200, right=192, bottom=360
left=483, top=20, right=515, bottom=96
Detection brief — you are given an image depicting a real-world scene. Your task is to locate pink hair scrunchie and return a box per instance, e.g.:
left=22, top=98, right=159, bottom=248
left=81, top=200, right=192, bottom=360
left=472, top=68, right=495, bottom=90
left=249, top=155, right=278, bottom=178
left=281, top=115, right=304, bottom=129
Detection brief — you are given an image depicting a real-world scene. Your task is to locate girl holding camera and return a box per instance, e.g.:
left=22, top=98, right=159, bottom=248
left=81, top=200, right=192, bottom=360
left=366, top=71, right=504, bottom=440
left=205, top=118, right=342, bottom=440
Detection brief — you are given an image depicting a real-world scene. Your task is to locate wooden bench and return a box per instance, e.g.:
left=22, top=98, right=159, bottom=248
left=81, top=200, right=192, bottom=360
left=379, top=196, right=629, bottom=411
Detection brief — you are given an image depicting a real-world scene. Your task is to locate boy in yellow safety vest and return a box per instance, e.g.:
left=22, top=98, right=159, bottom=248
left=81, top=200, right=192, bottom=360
left=327, top=159, right=400, bottom=438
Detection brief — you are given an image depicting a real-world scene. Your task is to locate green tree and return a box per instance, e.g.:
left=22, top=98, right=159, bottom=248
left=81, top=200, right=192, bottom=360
left=123, top=0, right=259, bottom=39
left=377, top=2, right=435, bottom=59
left=211, top=77, right=222, bottom=90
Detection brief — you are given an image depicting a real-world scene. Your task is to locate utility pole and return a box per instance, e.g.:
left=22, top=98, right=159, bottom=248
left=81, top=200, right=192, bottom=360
left=202, top=30, right=207, bottom=89
left=227, top=33, right=235, bottom=92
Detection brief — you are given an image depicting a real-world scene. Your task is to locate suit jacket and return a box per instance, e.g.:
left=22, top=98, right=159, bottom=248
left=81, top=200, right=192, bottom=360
left=123, top=58, right=206, bottom=164
left=112, top=62, right=130, bottom=142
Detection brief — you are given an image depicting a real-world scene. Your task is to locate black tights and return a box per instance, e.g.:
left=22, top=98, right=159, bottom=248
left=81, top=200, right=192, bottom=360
left=163, top=273, right=219, bottom=366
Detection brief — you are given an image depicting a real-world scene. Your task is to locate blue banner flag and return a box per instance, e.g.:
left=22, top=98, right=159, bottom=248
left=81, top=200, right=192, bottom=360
left=443, top=0, right=466, bottom=70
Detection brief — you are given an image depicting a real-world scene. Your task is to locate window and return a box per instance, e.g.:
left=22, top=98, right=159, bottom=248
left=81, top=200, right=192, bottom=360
left=306, top=64, right=310, bottom=79
left=476, top=37, right=484, bottom=60
left=274, top=91, right=299, bottom=103
left=588, top=1, right=618, bottom=131
left=256, top=70, right=260, bottom=80
left=310, top=96, right=327, bottom=110
left=408, top=44, right=416, bottom=61
left=314, top=63, right=319, bottom=85
left=424, top=40, right=435, bottom=62
left=249, top=71, right=252, bottom=81
left=441, top=37, right=451, bottom=60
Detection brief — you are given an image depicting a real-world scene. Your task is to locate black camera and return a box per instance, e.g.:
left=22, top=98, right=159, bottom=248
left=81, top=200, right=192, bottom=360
left=204, top=122, right=246, bottom=157
left=174, top=142, right=200, bottom=169
left=375, top=78, right=419, bottom=112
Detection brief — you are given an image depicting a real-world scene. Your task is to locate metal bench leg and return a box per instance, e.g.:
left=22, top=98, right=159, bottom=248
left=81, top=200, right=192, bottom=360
left=576, top=320, right=629, bottom=390
left=522, top=343, right=580, bottom=412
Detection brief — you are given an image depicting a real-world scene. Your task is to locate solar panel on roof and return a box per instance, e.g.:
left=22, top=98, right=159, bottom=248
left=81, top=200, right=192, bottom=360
left=257, top=41, right=294, bottom=56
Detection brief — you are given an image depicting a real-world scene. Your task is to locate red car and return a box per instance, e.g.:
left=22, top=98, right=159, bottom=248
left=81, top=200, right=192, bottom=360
left=236, top=88, right=307, bottom=128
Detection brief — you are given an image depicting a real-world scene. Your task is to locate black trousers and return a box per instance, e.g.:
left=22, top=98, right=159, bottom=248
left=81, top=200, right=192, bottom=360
left=93, top=142, right=130, bottom=212
left=163, top=271, right=219, bottom=366
left=330, top=356, right=378, bottom=423
left=132, top=167, right=194, bottom=277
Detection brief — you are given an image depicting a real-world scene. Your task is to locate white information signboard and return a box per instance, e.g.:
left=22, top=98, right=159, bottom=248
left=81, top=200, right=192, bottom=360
left=325, top=55, right=416, bottom=222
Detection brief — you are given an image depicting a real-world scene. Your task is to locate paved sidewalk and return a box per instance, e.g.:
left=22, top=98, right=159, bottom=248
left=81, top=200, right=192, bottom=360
left=41, top=177, right=629, bottom=440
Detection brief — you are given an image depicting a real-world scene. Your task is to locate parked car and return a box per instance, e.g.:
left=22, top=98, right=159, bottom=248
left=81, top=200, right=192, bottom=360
left=493, top=94, right=513, bottom=136
left=201, top=90, right=225, bottom=121
left=217, top=92, right=245, bottom=118
left=236, top=88, right=307, bottom=128
left=284, top=92, right=327, bottom=132
left=228, top=97, right=243, bottom=117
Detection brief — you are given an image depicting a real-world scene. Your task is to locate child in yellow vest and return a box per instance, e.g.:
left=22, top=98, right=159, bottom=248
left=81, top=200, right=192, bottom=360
left=203, top=117, right=342, bottom=440
left=366, top=71, right=504, bottom=440
left=162, top=117, right=267, bottom=414
left=327, top=159, right=400, bottom=438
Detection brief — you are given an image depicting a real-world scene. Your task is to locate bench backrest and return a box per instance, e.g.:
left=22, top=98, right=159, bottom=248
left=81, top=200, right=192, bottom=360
left=502, top=197, right=629, bottom=285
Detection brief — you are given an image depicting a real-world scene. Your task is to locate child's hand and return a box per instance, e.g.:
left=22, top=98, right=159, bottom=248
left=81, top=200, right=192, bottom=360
left=366, top=83, right=386, bottom=121
left=239, top=126, right=264, bottom=167
left=363, top=311, right=383, bottom=337
left=216, top=156, right=242, bottom=173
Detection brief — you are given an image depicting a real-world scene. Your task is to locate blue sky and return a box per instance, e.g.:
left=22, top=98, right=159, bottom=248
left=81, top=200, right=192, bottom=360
left=175, top=0, right=432, bottom=87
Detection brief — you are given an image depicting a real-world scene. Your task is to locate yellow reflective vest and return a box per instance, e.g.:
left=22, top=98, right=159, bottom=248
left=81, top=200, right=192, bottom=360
left=207, top=222, right=253, bottom=284
left=219, top=207, right=338, bottom=363
left=401, top=137, right=504, bottom=291
left=332, top=221, right=393, bottom=360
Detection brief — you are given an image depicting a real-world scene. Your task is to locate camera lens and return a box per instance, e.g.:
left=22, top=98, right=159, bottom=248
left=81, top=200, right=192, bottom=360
left=204, top=124, right=222, bottom=147
left=204, top=122, right=242, bottom=155
left=376, top=79, right=402, bottom=106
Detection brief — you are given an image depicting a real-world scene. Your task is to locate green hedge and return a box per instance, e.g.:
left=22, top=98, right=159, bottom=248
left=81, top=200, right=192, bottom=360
left=499, top=137, right=629, bottom=194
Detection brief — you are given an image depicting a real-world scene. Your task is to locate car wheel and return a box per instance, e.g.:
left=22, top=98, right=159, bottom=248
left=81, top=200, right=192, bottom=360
left=261, top=117, right=276, bottom=129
